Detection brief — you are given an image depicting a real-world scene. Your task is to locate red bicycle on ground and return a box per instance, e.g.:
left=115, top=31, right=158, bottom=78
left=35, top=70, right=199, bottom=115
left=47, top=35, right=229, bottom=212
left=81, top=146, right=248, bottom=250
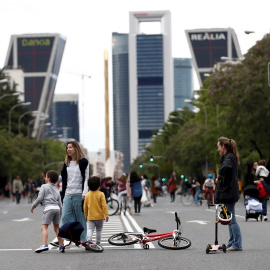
left=108, top=212, right=191, bottom=250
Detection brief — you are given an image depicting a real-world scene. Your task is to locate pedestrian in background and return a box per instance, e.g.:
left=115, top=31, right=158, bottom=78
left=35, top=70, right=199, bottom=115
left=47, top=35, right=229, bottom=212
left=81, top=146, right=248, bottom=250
left=100, top=176, right=113, bottom=200
left=253, top=159, right=269, bottom=221
left=31, top=170, right=64, bottom=253
left=192, top=178, right=201, bottom=205
left=50, top=141, right=89, bottom=247
left=216, top=136, right=242, bottom=251
left=168, top=172, right=177, bottom=202
left=151, top=175, right=159, bottom=203
left=141, top=174, right=151, bottom=207
left=84, top=176, right=108, bottom=245
left=125, top=173, right=132, bottom=214
left=117, top=174, right=127, bottom=211
left=12, top=175, right=23, bottom=204
left=25, top=178, right=36, bottom=203
left=130, top=171, right=142, bottom=214
left=5, top=182, right=11, bottom=198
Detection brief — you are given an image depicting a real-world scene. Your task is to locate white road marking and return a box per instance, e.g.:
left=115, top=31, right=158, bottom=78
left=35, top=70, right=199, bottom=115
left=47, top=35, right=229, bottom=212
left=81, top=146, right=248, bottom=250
left=0, top=249, right=32, bottom=251
left=206, top=208, right=245, bottom=218
left=12, top=218, right=33, bottom=222
left=126, top=212, right=155, bottom=249
left=186, top=220, right=210, bottom=225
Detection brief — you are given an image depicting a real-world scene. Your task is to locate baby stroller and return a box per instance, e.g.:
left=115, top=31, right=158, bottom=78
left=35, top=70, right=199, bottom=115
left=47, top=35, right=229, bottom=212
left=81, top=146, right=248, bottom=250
left=58, top=221, right=104, bottom=252
left=243, top=184, right=263, bottom=222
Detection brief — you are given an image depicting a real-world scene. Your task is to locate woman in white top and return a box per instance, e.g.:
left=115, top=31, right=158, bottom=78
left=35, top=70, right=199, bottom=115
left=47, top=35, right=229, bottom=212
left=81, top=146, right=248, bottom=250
left=53, top=141, right=89, bottom=244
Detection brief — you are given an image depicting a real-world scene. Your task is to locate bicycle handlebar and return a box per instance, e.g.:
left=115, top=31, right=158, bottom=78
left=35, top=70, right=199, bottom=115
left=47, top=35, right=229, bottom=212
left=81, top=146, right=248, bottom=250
left=175, top=212, right=180, bottom=224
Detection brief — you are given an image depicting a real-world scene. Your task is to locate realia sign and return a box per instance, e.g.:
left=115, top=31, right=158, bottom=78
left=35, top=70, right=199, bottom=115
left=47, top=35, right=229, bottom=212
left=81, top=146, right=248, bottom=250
left=185, top=28, right=242, bottom=87
left=190, top=33, right=226, bottom=41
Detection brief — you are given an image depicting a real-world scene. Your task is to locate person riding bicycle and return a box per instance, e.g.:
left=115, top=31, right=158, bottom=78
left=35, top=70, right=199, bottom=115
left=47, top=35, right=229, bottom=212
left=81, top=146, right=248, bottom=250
left=117, top=174, right=128, bottom=213
left=203, top=174, right=215, bottom=204
left=100, top=176, right=113, bottom=202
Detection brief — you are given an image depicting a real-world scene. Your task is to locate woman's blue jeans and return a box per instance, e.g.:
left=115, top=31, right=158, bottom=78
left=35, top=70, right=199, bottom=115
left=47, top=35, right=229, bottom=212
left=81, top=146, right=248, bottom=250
left=224, top=202, right=242, bottom=250
left=194, top=189, right=200, bottom=205
left=61, top=194, right=86, bottom=241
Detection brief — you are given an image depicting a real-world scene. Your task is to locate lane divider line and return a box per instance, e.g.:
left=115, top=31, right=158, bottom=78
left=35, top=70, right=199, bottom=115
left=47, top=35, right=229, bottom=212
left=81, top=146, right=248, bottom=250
left=125, top=212, right=155, bottom=249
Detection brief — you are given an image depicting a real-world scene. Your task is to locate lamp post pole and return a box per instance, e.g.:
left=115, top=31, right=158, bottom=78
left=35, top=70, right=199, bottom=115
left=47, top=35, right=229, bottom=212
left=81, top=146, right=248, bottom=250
left=185, top=99, right=208, bottom=176
left=0, top=92, right=19, bottom=101
left=184, top=99, right=207, bottom=125
left=9, top=102, right=31, bottom=133
left=18, top=110, right=38, bottom=135
left=27, top=119, right=35, bottom=138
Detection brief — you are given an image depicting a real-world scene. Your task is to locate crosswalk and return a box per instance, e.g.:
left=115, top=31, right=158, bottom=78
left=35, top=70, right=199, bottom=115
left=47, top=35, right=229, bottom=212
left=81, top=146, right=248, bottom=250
left=49, top=212, right=156, bottom=251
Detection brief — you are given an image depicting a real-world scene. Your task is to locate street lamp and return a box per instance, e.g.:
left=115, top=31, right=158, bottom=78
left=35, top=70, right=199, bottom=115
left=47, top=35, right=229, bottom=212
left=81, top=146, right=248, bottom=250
left=8, top=102, right=31, bottom=133
left=28, top=117, right=46, bottom=137
left=170, top=114, right=187, bottom=123
left=18, top=110, right=38, bottom=135
left=185, top=99, right=207, bottom=125
left=167, top=122, right=181, bottom=128
left=43, top=129, right=57, bottom=137
left=0, top=92, right=19, bottom=101
left=51, top=134, right=63, bottom=139
left=159, top=128, right=173, bottom=136
left=185, top=99, right=208, bottom=176
left=244, top=30, right=255, bottom=35
left=0, top=78, right=8, bottom=84
left=220, top=56, right=244, bottom=62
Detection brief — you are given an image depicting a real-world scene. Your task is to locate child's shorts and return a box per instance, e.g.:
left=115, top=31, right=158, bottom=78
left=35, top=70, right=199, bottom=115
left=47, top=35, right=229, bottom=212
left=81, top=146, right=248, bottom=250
left=42, top=209, right=61, bottom=225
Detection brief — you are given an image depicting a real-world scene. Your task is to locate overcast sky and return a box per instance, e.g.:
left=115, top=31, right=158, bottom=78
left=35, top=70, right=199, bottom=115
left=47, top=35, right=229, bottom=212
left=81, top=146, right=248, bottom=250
left=1, top=0, right=269, bottom=153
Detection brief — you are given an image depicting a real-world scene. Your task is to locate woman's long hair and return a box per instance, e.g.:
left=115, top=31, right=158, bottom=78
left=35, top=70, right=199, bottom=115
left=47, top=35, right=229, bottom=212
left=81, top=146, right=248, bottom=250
left=218, top=136, right=240, bottom=164
left=118, top=174, right=127, bottom=183
left=65, top=141, right=85, bottom=166
left=130, top=171, right=140, bottom=183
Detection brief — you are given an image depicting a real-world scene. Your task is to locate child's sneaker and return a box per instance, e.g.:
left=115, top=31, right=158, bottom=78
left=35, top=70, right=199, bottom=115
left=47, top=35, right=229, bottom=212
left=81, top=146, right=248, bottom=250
left=59, top=246, right=65, bottom=253
left=49, top=241, right=59, bottom=247
left=35, top=244, right=49, bottom=253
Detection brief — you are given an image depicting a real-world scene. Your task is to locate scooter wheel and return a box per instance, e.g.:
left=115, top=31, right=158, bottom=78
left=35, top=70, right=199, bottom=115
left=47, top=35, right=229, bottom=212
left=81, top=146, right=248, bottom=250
left=222, top=244, right=226, bottom=253
left=206, top=246, right=210, bottom=254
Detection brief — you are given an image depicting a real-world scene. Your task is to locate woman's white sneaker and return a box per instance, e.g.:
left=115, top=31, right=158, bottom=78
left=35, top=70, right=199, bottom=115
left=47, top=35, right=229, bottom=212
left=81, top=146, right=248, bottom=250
left=35, top=244, right=49, bottom=253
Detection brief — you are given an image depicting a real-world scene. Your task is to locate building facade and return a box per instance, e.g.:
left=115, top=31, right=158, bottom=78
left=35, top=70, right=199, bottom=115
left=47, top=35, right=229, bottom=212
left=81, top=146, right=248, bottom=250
left=112, top=33, right=130, bottom=172
left=112, top=11, right=174, bottom=171
left=185, top=28, right=242, bottom=86
left=5, top=33, right=66, bottom=138
left=49, top=94, right=80, bottom=141
left=129, top=11, right=173, bottom=163
left=173, top=58, right=193, bottom=110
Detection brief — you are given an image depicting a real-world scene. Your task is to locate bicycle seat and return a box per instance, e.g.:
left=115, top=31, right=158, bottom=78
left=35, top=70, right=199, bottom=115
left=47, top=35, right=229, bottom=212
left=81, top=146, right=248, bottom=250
left=143, top=227, right=156, bottom=234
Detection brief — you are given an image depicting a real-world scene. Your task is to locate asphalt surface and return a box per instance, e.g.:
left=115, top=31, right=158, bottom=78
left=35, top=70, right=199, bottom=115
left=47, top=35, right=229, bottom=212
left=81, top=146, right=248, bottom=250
left=0, top=195, right=270, bottom=270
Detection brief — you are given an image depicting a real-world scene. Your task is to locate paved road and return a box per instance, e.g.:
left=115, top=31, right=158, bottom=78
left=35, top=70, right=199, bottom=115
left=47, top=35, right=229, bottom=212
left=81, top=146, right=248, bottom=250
left=0, top=195, right=270, bottom=269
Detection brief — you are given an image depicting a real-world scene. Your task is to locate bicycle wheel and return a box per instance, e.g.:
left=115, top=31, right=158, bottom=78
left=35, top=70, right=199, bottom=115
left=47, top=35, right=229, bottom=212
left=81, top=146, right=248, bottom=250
left=86, top=243, right=104, bottom=253
left=181, top=190, right=194, bottom=206
left=108, top=233, right=139, bottom=246
left=158, top=236, right=191, bottom=250
left=107, top=198, right=119, bottom=216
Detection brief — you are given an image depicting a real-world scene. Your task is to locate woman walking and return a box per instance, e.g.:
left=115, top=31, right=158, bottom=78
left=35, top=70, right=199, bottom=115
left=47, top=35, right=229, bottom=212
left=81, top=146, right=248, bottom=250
left=168, top=172, right=177, bottom=202
left=129, top=171, right=142, bottom=214
left=216, top=136, right=242, bottom=251
left=151, top=175, right=159, bottom=203
left=51, top=141, right=89, bottom=246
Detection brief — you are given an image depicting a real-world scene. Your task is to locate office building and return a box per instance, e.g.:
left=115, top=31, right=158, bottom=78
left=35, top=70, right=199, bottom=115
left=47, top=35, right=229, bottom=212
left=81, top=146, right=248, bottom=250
left=185, top=28, right=242, bottom=86
left=50, top=94, right=80, bottom=141
left=113, top=11, right=174, bottom=171
left=173, top=58, right=193, bottom=109
left=112, top=32, right=130, bottom=172
left=5, top=33, right=66, bottom=138
left=129, top=10, right=173, bottom=162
